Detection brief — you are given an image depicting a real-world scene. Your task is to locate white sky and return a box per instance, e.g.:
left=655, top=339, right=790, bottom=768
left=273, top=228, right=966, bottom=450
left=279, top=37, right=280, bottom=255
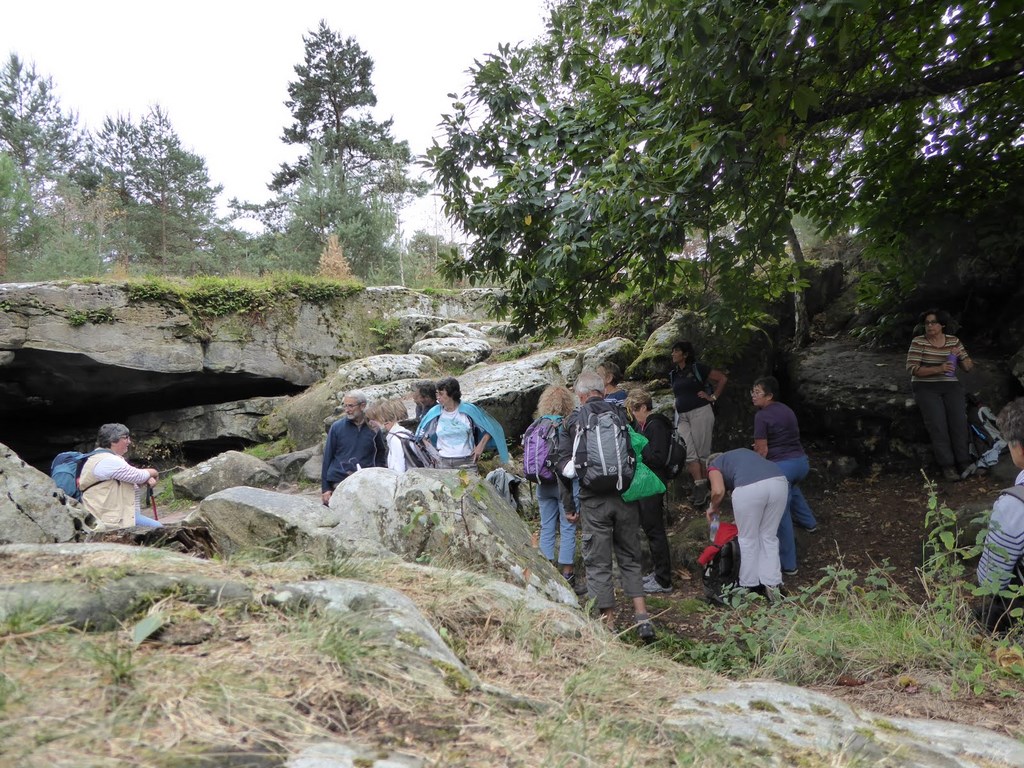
left=1, top=0, right=551, bottom=237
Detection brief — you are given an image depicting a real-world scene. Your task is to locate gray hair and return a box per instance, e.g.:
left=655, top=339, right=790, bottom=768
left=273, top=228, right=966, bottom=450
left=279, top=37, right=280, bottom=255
left=97, top=423, right=130, bottom=448
left=575, top=369, right=606, bottom=397
left=344, top=389, right=368, bottom=405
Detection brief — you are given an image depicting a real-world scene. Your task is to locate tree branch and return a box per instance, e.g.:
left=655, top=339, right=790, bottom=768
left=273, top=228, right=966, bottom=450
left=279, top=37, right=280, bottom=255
left=809, top=55, right=1024, bottom=125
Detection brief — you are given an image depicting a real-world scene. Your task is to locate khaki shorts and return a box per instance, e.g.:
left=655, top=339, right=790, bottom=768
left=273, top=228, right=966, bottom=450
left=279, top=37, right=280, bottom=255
left=676, top=404, right=715, bottom=464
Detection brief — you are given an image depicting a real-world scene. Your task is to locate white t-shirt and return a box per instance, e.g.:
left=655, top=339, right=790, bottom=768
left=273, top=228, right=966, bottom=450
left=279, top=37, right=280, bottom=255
left=435, top=408, right=474, bottom=458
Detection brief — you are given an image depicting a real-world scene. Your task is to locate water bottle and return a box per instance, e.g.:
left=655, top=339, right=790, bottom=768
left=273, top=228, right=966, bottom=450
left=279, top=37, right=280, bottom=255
left=709, top=513, right=720, bottom=542
left=946, top=353, right=958, bottom=378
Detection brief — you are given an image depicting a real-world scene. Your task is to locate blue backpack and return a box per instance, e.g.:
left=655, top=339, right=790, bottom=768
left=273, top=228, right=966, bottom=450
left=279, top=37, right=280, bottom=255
left=50, top=449, right=112, bottom=500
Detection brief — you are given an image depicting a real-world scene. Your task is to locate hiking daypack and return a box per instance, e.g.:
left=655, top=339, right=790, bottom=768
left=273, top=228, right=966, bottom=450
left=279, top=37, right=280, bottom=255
left=522, top=415, right=562, bottom=483
left=702, top=535, right=742, bottom=606
left=571, top=400, right=635, bottom=493
left=647, top=413, right=686, bottom=479
left=394, top=432, right=441, bottom=469
left=50, top=449, right=112, bottom=501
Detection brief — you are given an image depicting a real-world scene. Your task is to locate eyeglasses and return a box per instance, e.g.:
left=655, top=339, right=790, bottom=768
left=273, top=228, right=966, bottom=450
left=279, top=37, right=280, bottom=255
left=342, top=402, right=361, bottom=409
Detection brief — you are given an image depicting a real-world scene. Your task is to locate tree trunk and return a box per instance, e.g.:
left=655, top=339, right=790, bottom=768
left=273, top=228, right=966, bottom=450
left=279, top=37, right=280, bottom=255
left=787, top=223, right=809, bottom=348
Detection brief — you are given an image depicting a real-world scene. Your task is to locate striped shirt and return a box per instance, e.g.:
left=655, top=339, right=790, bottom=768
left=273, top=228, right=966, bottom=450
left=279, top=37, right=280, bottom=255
left=977, top=470, right=1024, bottom=590
left=905, top=334, right=971, bottom=383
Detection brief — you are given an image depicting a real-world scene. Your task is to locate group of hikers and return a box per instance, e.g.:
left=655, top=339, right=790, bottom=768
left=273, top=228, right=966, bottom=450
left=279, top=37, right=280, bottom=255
left=64, top=327, right=1024, bottom=639
left=312, top=340, right=825, bottom=641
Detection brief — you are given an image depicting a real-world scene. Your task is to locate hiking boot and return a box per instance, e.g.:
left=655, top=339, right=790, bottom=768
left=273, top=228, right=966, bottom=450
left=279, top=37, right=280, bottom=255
left=644, top=579, right=673, bottom=594
left=563, top=572, right=588, bottom=596
left=636, top=620, right=656, bottom=644
left=941, top=467, right=959, bottom=482
left=691, top=483, right=710, bottom=506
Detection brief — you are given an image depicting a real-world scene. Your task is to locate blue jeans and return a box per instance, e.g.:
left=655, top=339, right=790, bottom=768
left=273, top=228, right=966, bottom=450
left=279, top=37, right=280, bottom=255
left=135, top=510, right=163, bottom=528
left=537, top=482, right=576, bottom=566
left=774, top=455, right=816, bottom=571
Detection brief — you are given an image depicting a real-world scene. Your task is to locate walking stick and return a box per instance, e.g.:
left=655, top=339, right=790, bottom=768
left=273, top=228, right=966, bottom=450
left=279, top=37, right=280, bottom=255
left=145, top=484, right=159, bottom=521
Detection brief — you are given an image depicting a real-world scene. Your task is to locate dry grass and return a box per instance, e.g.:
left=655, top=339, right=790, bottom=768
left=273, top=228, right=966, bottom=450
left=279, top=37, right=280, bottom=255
left=0, top=552, right=847, bottom=767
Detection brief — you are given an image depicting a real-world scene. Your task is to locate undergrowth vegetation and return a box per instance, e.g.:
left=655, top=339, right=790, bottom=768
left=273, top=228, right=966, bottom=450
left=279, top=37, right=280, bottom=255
left=677, top=483, right=1024, bottom=701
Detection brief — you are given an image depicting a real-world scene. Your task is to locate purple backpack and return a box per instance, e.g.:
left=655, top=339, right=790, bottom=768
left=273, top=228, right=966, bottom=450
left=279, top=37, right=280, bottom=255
left=522, top=415, right=561, bottom=483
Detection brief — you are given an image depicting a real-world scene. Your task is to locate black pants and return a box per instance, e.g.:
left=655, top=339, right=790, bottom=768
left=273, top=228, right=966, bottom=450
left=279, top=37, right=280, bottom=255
left=638, top=492, right=672, bottom=587
left=913, top=380, right=970, bottom=470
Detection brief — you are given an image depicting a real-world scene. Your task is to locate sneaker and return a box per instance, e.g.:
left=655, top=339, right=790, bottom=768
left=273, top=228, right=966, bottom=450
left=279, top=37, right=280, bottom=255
left=641, top=571, right=657, bottom=584
left=636, top=620, right=656, bottom=644
left=804, top=526, right=818, bottom=534
left=782, top=567, right=798, bottom=577
left=941, top=467, right=959, bottom=482
left=644, top=579, right=673, bottom=594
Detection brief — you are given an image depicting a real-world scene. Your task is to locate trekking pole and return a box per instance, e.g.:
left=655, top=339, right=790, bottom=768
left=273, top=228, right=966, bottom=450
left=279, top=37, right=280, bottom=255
left=145, top=484, right=159, bottom=521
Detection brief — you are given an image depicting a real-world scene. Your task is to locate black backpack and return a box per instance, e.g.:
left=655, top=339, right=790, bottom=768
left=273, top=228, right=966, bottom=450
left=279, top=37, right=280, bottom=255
left=571, top=399, right=635, bottom=493
left=647, top=412, right=686, bottom=479
left=702, top=536, right=741, bottom=605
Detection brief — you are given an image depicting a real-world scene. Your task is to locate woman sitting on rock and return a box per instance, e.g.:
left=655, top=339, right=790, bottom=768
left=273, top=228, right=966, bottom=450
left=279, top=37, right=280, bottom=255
left=415, top=377, right=509, bottom=471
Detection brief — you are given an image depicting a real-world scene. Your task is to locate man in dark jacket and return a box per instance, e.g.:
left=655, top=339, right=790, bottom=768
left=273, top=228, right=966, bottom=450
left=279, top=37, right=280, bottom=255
left=555, top=369, right=655, bottom=642
left=321, top=389, right=387, bottom=505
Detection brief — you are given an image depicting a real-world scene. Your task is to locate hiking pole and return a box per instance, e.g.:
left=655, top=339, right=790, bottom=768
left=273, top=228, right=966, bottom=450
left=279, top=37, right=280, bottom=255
left=145, top=484, right=159, bottom=521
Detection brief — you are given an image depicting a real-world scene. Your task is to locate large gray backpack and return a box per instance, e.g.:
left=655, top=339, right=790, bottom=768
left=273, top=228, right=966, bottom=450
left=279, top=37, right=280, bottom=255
left=571, top=400, right=635, bottom=493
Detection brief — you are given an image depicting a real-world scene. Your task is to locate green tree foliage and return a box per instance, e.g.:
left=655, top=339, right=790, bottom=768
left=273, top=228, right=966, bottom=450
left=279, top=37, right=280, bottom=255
left=279, top=145, right=400, bottom=276
left=0, top=152, right=31, bottom=275
left=0, top=53, right=81, bottom=185
left=90, top=106, right=224, bottom=274
left=272, top=21, right=418, bottom=198
left=248, top=21, right=425, bottom=281
left=0, top=53, right=85, bottom=276
left=428, top=0, right=1024, bottom=338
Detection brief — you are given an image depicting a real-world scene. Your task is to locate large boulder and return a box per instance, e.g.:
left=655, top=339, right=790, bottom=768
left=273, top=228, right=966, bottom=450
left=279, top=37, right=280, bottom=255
left=172, top=450, right=280, bottom=500
left=271, top=354, right=437, bottom=449
left=124, top=396, right=287, bottom=453
left=0, top=282, right=491, bottom=465
left=0, top=441, right=89, bottom=544
left=187, top=486, right=353, bottom=558
left=328, top=468, right=578, bottom=606
left=581, top=337, right=640, bottom=375
left=453, top=349, right=582, bottom=443
left=788, top=340, right=1017, bottom=465
left=409, top=337, right=492, bottom=368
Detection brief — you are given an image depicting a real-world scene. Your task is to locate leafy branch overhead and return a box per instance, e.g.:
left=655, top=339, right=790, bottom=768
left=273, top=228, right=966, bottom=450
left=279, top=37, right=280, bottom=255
left=427, top=0, right=1024, bottom=338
